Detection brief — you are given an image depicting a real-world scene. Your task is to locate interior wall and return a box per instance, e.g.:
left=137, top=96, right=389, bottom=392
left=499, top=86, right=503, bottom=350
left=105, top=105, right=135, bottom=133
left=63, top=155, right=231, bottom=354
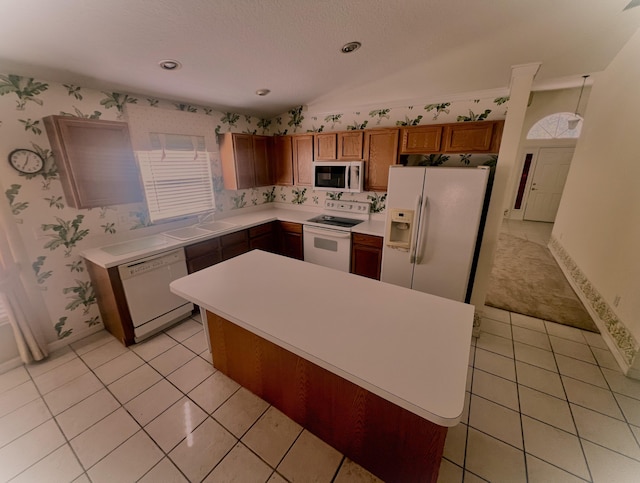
left=551, top=28, right=640, bottom=372
left=507, top=86, right=590, bottom=220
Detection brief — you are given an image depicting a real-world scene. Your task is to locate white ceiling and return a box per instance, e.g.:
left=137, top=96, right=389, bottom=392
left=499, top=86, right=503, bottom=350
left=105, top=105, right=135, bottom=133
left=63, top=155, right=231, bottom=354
left=1, top=0, right=639, bottom=118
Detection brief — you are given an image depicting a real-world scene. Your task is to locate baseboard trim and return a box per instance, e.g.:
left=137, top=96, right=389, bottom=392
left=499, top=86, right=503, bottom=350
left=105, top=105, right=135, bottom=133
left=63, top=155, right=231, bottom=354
left=0, top=356, right=23, bottom=375
left=47, top=325, right=105, bottom=353
left=548, top=236, right=638, bottom=376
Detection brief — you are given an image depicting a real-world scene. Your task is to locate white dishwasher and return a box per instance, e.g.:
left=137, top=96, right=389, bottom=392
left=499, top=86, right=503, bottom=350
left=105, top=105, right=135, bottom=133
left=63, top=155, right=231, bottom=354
left=118, top=248, right=193, bottom=342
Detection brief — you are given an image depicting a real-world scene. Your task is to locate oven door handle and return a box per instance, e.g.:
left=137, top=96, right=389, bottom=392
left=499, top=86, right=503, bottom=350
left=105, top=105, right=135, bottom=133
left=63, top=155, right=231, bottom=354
left=304, top=227, right=352, bottom=239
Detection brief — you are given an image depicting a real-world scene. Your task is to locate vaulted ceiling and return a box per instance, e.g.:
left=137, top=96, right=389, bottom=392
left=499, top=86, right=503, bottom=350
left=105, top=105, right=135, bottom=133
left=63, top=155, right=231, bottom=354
left=1, top=0, right=639, bottom=117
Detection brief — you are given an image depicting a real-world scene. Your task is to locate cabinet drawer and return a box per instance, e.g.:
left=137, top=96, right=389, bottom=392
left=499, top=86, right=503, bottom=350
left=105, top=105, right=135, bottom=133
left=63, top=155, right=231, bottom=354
left=279, top=221, right=303, bottom=234
left=185, top=237, right=221, bottom=259
left=187, top=253, right=222, bottom=273
left=249, top=222, right=274, bottom=238
left=221, top=229, right=249, bottom=248
left=352, top=233, right=383, bottom=249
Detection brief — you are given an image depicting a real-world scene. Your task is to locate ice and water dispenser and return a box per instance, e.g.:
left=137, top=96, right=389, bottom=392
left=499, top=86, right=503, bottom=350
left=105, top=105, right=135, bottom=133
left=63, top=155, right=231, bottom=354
left=385, top=208, right=415, bottom=251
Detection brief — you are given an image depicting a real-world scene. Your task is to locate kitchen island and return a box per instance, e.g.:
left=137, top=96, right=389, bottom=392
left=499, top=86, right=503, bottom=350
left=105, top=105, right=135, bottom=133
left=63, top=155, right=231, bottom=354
left=170, top=250, right=473, bottom=482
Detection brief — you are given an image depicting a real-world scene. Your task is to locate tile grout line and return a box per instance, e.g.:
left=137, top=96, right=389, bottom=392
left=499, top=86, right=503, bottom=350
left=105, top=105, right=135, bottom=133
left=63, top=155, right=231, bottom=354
left=546, top=323, right=595, bottom=483
left=460, top=339, right=477, bottom=482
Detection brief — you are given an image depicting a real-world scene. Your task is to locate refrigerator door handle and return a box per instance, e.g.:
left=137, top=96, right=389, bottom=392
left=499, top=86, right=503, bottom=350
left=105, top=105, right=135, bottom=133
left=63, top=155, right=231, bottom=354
left=409, top=195, right=422, bottom=263
left=415, top=196, right=429, bottom=264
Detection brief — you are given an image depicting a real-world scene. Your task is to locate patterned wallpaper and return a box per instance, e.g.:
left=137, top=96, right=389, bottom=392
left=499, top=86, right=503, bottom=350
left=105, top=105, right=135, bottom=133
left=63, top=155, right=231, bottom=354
left=0, top=73, right=509, bottom=346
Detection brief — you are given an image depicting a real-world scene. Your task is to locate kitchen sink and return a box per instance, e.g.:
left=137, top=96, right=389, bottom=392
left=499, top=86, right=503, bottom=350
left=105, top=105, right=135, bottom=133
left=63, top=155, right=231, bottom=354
left=164, top=226, right=212, bottom=240
left=197, top=220, right=237, bottom=233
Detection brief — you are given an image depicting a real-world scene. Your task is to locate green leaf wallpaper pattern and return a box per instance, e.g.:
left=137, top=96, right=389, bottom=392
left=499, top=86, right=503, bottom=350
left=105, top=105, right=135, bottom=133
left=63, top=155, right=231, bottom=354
left=0, top=69, right=507, bottom=347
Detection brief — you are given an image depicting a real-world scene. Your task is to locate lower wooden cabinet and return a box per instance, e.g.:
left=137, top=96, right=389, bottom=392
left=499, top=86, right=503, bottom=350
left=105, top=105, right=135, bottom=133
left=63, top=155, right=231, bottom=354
left=249, top=222, right=277, bottom=253
left=351, top=233, right=383, bottom=280
left=221, top=230, right=250, bottom=261
left=185, top=237, right=222, bottom=273
left=278, top=221, right=304, bottom=260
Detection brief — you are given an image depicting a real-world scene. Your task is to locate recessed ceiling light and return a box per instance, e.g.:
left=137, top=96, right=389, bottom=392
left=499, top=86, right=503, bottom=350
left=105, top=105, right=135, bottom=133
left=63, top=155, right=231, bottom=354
left=256, top=89, right=271, bottom=96
left=159, top=59, right=182, bottom=71
left=341, top=41, right=361, bottom=54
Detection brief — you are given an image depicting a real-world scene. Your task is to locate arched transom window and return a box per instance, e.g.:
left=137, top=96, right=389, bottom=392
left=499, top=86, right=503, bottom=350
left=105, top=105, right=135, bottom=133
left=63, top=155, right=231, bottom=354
left=527, top=112, right=582, bottom=139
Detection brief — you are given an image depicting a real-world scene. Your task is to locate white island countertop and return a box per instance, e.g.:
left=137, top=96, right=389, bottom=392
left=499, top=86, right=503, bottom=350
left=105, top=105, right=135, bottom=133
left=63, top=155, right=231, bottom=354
left=170, top=250, right=473, bottom=427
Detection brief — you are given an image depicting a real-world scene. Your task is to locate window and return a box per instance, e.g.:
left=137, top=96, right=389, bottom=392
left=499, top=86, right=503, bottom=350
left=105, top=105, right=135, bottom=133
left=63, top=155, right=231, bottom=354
left=137, top=133, right=215, bottom=223
left=527, top=112, right=582, bottom=140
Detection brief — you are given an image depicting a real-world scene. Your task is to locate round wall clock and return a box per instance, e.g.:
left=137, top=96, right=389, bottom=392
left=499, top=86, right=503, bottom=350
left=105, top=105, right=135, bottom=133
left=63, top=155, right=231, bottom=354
left=8, top=149, right=44, bottom=174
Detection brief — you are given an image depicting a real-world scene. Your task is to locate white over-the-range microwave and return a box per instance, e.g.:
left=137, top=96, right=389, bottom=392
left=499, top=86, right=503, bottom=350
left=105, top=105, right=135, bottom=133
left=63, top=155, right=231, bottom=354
left=312, top=161, right=364, bottom=193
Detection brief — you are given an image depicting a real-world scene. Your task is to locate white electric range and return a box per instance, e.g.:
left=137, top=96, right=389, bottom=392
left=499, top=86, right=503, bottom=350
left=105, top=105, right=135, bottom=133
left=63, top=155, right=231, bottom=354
left=303, top=199, right=371, bottom=272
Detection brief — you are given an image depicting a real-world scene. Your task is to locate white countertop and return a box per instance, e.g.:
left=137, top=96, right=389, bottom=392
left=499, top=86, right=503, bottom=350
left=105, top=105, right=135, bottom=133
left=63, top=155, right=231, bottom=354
left=82, top=204, right=386, bottom=268
left=170, top=250, right=473, bottom=427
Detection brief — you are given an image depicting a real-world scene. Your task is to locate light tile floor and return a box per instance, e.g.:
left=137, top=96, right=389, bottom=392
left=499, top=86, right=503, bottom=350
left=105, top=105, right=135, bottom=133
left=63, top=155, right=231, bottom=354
left=500, top=218, right=554, bottom=247
left=2, top=307, right=640, bottom=482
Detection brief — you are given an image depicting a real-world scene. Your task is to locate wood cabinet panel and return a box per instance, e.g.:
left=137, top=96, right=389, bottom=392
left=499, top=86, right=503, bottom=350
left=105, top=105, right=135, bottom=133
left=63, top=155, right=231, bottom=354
left=43, top=116, right=142, bottom=209
left=253, top=135, right=272, bottom=186
left=220, top=133, right=255, bottom=189
left=249, top=222, right=276, bottom=253
left=278, top=221, right=304, bottom=260
left=221, top=229, right=249, bottom=261
left=364, top=128, right=400, bottom=191
left=271, top=135, right=294, bottom=186
left=314, top=133, right=337, bottom=160
left=442, top=122, right=495, bottom=153
left=399, top=126, right=443, bottom=154
left=292, top=135, right=314, bottom=187
left=351, top=234, right=383, bottom=280
left=337, top=131, right=364, bottom=160
left=86, top=259, right=135, bottom=346
left=185, top=237, right=222, bottom=273
left=208, top=312, right=447, bottom=483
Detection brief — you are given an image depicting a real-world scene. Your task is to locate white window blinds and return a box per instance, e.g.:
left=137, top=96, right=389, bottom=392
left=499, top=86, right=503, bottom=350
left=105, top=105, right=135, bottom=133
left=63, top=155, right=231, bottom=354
left=137, top=133, right=215, bottom=223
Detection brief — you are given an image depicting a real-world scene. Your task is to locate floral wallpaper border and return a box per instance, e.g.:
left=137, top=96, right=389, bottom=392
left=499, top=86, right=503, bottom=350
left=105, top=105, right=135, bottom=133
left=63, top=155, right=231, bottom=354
left=549, top=236, right=638, bottom=367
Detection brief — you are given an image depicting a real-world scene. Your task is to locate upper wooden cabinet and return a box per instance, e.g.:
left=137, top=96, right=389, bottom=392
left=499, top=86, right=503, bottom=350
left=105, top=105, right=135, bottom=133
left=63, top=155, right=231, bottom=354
left=292, top=134, right=314, bottom=187
left=364, top=128, right=400, bottom=192
left=271, top=135, right=294, bottom=186
left=42, top=116, right=142, bottom=209
left=220, top=133, right=272, bottom=189
left=442, top=121, right=503, bottom=153
left=337, top=131, right=364, bottom=160
left=315, top=131, right=364, bottom=161
left=315, top=133, right=337, bottom=160
left=399, top=121, right=504, bottom=155
left=399, top=126, right=443, bottom=154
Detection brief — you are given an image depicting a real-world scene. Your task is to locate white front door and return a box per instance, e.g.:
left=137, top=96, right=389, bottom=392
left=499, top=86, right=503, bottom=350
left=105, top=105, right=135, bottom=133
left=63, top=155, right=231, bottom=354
left=524, top=147, right=573, bottom=222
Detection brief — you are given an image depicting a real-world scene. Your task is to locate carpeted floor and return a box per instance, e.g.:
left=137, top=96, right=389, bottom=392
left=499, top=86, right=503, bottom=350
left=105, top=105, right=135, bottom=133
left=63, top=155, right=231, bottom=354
left=486, top=232, right=598, bottom=333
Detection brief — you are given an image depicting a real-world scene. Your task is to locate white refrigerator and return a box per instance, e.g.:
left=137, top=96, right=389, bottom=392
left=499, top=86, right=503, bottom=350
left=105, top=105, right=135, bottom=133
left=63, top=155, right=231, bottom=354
left=380, top=166, right=489, bottom=302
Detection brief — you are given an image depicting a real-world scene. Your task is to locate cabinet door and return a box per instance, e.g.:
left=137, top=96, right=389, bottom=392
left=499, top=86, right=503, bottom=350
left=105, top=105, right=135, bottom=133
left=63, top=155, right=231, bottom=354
left=399, top=126, right=443, bottom=154
left=350, top=234, right=383, bottom=280
left=278, top=221, right=304, bottom=260
left=442, top=122, right=495, bottom=152
left=221, top=230, right=250, bottom=261
left=315, top=133, right=337, bottom=160
left=271, top=136, right=294, bottom=186
left=337, top=131, right=364, bottom=160
left=253, top=135, right=272, bottom=187
left=249, top=222, right=276, bottom=253
left=364, top=129, right=400, bottom=192
left=43, top=116, right=142, bottom=209
left=292, top=135, right=314, bottom=187
left=185, top=238, right=222, bottom=273
left=220, top=133, right=255, bottom=189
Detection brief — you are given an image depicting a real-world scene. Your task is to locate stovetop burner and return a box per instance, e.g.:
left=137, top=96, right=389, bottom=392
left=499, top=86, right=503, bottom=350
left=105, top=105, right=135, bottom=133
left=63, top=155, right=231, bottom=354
left=306, top=215, right=364, bottom=228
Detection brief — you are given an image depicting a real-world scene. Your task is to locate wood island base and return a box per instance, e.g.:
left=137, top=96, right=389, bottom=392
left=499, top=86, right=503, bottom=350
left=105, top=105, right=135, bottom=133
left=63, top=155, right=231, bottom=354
left=207, top=311, right=448, bottom=482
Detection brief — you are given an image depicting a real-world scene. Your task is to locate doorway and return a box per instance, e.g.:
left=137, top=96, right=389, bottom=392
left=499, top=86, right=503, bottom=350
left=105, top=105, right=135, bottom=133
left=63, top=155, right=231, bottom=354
left=523, top=147, right=574, bottom=222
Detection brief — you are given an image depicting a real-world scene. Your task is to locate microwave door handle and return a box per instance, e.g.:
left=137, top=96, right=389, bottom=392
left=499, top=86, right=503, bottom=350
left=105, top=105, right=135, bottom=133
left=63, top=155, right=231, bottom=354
left=346, top=166, right=351, bottom=190
left=409, top=195, right=422, bottom=263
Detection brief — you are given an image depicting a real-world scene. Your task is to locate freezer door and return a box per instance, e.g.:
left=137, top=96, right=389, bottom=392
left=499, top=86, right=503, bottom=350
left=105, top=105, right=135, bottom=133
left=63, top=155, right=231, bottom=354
left=380, top=167, right=426, bottom=288
left=411, top=167, right=489, bottom=302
